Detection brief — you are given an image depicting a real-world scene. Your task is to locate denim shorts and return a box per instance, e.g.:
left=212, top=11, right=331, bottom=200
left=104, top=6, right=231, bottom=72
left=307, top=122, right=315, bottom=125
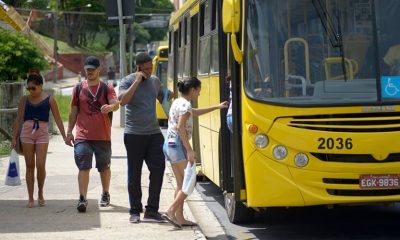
left=74, top=140, right=111, bottom=172
left=163, top=134, right=187, bottom=164
left=226, top=114, right=233, bottom=133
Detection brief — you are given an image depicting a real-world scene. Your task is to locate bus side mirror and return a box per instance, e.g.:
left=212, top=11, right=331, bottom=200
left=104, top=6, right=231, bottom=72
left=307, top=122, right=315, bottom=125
left=222, top=0, right=240, bottom=33
left=222, top=0, right=243, bottom=63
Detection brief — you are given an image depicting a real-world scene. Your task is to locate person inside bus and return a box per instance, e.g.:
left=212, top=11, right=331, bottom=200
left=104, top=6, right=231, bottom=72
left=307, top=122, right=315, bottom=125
left=383, top=44, right=400, bottom=75
left=226, top=76, right=233, bottom=133
left=162, top=77, right=229, bottom=228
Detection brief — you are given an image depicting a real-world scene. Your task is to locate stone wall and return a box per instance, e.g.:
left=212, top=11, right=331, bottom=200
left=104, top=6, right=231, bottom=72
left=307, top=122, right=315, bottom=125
left=0, top=82, right=24, bottom=141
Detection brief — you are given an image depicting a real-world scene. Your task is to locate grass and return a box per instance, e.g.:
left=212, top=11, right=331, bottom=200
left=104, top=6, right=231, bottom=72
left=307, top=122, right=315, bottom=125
left=34, top=32, right=110, bottom=55
left=54, top=94, right=72, bottom=122
left=0, top=140, right=11, bottom=156
left=35, top=33, right=92, bottom=54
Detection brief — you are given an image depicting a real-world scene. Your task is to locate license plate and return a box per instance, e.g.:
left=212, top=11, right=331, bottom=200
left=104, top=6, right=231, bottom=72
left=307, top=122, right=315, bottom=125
left=359, top=175, right=400, bottom=189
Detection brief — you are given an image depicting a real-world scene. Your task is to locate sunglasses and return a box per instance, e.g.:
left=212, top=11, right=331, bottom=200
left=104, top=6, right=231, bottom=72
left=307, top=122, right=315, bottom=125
left=26, top=86, right=37, bottom=91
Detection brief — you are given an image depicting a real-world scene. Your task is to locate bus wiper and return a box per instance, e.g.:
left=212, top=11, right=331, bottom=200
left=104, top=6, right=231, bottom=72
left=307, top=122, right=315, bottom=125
left=336, top=12, right=347, bottom=81
left=312, top=0, right=340, bottom=47
left=312, top=0, right=347, bottom=81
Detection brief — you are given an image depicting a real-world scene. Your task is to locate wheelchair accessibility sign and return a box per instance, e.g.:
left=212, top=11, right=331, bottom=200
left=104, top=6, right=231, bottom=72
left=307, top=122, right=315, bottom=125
left=382, top=76, right=400, bottom=98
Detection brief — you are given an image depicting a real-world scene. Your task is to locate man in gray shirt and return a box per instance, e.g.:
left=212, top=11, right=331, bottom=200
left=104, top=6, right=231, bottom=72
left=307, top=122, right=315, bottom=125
left=119, top=52, right=166, bottom=223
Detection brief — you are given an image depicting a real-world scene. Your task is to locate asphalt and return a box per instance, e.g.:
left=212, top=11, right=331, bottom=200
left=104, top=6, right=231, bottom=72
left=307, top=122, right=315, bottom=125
left=0, top=77, right=217, bottom=240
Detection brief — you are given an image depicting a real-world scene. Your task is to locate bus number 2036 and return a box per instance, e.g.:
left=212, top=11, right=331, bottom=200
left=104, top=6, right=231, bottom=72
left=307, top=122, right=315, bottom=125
left=317, top=137, right=353, bottom=150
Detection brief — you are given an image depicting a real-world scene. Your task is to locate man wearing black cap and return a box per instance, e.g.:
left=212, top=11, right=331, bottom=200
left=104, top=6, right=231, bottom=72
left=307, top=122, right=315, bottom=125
left=119, top=52, right=167, bottom=223
left=65, top=56, right=119, bottom=213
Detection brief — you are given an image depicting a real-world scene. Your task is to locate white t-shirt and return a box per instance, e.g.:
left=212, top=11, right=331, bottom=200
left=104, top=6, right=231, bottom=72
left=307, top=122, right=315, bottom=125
left=167, top=97, right=193, bottom=139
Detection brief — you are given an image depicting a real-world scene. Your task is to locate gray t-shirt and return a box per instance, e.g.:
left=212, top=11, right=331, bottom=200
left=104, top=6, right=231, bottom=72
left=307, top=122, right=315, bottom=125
left=119, top=73, right=162, bottom=135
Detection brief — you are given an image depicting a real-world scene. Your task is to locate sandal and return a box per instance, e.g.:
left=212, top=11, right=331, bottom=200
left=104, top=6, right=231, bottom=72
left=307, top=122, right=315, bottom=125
left=38, top=199, right=46, bottom=207
left=181, top=220, right=198, bottom=227
left=161, top=213, right=182, bottom=228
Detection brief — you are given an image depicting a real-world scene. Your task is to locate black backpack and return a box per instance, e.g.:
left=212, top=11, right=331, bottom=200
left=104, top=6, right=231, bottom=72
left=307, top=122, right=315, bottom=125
left=75, top=80, right=113, bottom=123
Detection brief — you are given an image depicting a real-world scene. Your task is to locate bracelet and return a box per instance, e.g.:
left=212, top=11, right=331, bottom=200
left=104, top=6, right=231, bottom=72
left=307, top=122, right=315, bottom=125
left=67, top=132, right=73, bottom=135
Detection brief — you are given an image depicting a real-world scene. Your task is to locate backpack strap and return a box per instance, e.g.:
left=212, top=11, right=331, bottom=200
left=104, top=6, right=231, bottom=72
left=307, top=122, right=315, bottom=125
left=75, top=81, right=83, bottom=112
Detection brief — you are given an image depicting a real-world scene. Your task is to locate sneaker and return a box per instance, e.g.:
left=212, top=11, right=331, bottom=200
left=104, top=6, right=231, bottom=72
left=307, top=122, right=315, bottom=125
left=142, top=211, right=166, bottom=223
left=100, top=192, right=110, bottom=207
left=129, top=214, right=140, bottom=223
left=77, top=195, right=88, bottom=213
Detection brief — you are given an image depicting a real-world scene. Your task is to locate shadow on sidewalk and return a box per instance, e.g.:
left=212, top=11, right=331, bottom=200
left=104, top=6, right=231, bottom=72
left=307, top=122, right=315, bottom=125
left=0, top=199, right=105, bottom=233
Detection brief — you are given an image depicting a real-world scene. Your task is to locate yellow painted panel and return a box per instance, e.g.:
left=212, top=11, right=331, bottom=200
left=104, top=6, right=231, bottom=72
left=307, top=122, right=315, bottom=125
left=210, top=75, right=222, bottom=132
left=211, top=131, right=220, bottom=186
left=156, top=101, right=167, bottom=120
left=245, top=151, right=305, bottom=207
left=199, top=126, right=213, bottom=180
left=198, top=76, right=210, bottom=129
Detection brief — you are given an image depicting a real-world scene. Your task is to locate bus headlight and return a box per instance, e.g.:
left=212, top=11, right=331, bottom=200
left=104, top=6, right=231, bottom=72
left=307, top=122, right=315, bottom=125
left=254, top=134, right=268, bottom=148
left=273, top=145, right=287, bottom=160
left=294, top=153, right=309, bottom=167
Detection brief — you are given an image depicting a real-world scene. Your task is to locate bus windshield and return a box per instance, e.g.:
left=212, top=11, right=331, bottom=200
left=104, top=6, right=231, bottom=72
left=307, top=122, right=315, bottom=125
left=245, top=0, right=400, bottom=105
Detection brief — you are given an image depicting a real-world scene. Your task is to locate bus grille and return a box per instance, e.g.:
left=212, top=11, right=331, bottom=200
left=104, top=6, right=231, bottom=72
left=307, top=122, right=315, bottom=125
left=288, top=112, right=400, bottom=132
left=311, top=153, right=400, bottom=163
left=323, top=178, right=400, bottom=196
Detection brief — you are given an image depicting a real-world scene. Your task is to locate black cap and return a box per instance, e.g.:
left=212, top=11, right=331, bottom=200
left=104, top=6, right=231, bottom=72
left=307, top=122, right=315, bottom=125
left=136, top=52, right=152, bottom=65
left=84, top=56, right=100, bottom=70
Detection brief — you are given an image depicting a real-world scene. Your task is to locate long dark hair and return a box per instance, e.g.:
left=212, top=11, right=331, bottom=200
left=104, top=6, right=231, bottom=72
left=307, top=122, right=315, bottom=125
left=177, top=77, right=201, bottom=95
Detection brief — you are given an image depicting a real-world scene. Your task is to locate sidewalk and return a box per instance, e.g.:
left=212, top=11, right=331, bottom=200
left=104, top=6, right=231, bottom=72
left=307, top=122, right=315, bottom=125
left=0, top=108, right=206, bottom=239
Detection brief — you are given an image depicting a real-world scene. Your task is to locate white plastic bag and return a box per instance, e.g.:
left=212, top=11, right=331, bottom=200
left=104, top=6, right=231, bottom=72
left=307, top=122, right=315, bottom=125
left=5, top=149, right=21, bottom=186
left=182, top=162, right=196, bottom=195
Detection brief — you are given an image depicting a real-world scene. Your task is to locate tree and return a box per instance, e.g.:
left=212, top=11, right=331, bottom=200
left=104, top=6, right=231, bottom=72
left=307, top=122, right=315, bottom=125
left=135, top=0, right=174, bottom=42
left=0, top=29, right=48, bottom=81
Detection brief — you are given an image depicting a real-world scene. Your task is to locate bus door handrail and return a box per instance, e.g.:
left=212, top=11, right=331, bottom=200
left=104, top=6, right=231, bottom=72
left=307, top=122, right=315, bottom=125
left=284, top=38, right=310, bottom=81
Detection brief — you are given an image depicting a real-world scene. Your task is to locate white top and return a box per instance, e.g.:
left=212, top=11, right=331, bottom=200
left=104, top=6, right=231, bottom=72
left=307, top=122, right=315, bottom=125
left=167, top=97, right=193, bottom=139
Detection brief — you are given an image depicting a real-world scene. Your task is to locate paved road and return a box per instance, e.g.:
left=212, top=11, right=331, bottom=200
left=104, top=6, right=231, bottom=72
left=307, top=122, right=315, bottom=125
left=196, top=180, right=400, bottom=240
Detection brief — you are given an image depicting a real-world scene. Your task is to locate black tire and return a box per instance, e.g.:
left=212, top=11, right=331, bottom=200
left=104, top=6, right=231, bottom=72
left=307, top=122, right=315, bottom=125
left=158, top=119, right=168, bottom=128
left=224, top=192, right=255, bottom=223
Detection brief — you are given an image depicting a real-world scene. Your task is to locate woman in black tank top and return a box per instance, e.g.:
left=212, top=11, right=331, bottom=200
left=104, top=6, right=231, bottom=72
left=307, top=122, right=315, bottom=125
left=11, top=73, right=67, bottom=208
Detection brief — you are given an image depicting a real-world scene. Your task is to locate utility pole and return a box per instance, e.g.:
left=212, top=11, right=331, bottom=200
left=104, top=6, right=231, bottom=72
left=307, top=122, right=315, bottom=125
left=117, top=0, right=127, bottom=127
left=53, top=0, right=58, bottom=83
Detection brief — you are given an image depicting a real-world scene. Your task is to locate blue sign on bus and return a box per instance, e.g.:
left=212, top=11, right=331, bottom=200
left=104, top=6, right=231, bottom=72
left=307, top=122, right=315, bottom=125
left=381, top=76, right=400, bottom=98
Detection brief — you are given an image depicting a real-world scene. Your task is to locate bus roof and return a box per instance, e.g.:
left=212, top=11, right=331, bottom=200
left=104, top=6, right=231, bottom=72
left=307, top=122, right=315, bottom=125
left=169, top=0, right=199, bottom=27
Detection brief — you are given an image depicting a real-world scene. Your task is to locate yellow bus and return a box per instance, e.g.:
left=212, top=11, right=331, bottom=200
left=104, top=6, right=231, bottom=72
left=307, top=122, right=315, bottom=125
left=153, top=46, right=169, bottom=126
left=168, top=0, right=400, bottom=223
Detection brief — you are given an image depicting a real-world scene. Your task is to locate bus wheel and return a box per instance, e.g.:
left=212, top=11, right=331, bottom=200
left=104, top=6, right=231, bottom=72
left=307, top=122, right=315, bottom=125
left=158, top=119, right=168, bottom=128
left=224, top=192, right=255, bottom=223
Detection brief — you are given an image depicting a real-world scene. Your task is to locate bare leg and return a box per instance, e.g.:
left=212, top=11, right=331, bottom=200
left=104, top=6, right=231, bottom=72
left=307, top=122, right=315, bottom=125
left=22, top=143, right=36, bottom=208
left=35, top=143, right=49, bottom=206
left=78, top=169, right=90, bottom=198
left=99, top=168, right=111, bottom=193
left=166, top=160, right=187, bottom=222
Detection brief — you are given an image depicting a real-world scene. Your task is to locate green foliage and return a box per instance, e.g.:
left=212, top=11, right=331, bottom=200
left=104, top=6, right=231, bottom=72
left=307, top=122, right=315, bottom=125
left=0, top=140, right=11, bottom=156
left=54, top=94, right=71, bottom=122
left=0, top=29, right=49, bottom=81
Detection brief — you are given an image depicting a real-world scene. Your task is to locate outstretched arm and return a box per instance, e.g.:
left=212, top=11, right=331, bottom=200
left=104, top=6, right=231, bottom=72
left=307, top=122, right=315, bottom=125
left=192, top=101, right=229, bottom=116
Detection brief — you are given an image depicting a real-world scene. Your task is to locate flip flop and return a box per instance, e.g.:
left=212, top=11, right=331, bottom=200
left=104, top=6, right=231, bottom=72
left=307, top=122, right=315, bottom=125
left=161, top=213, right=182, bottom=228
left=181, top=221, right=198, bottom=227
left=38, top=199, right=46, bottom=207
